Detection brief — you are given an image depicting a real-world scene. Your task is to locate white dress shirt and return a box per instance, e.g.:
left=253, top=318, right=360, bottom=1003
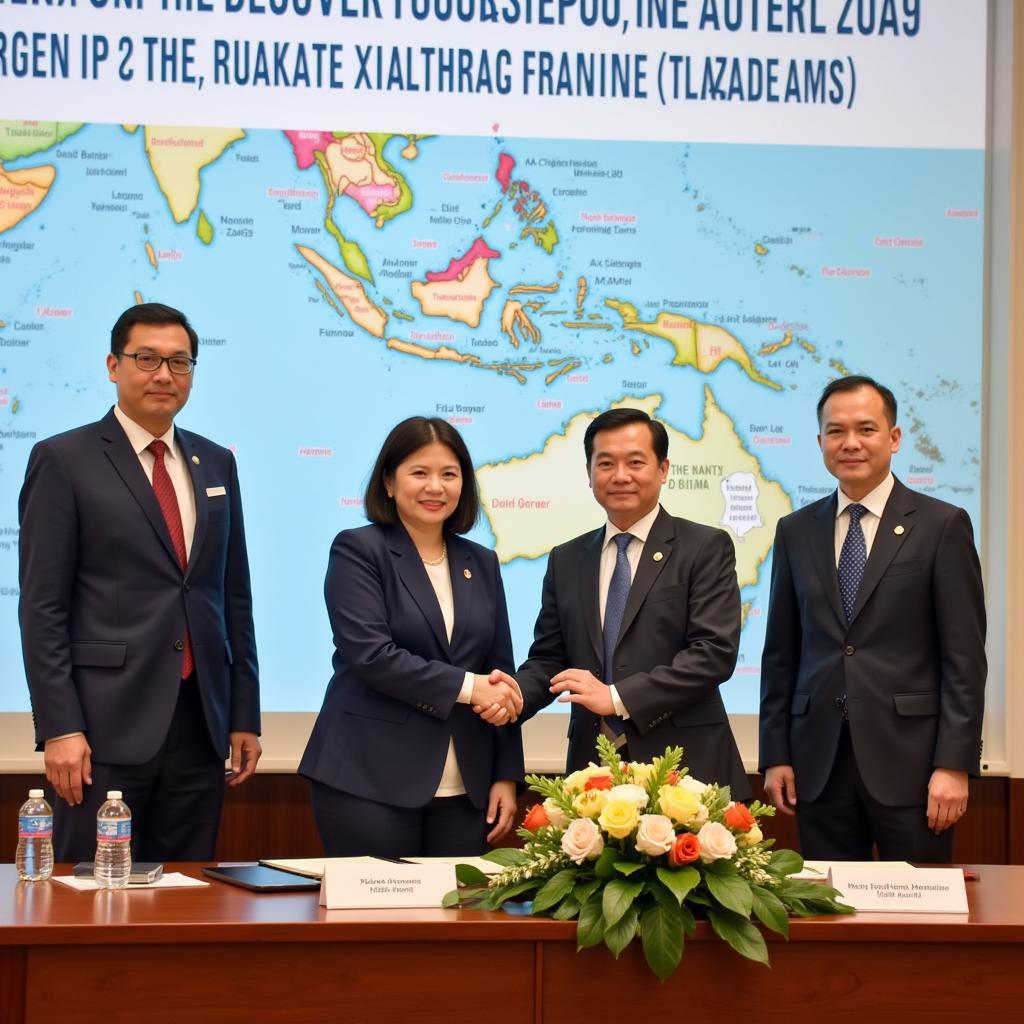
left=834, top=473, right=895, bottom=564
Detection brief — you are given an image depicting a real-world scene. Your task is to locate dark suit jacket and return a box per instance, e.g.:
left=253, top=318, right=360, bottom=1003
left=516, top=507, right=749, bottom=797
left=758, top=477, right=986, bottom=806
left=18, top=407, right=261, bottom=763
left=299, top=523, right=524, bottom=810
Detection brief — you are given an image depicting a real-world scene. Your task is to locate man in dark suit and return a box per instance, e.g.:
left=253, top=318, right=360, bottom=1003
left=499, top=407, right=748, bottom=796
left=759, top=375, right=985, bottom=861
left=19, top=302, right=261, bottom=861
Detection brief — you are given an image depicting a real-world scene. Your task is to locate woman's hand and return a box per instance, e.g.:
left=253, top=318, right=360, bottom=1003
left=486, top=779, right=518, bottom=844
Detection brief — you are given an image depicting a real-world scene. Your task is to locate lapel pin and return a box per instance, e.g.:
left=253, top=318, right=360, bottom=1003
left=463, top=568, right=472, bottom=579
left=653, top=552, right=663, bottom=561
left=192, top=455, right=200, bottom=464
left=894, top=525, right=905, bottom=535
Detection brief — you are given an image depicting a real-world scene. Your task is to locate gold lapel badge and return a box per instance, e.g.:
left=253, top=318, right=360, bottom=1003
left=653, top=552, right=664, bottom=561
left=191, top=455, right=200, bottom=464
left=894, top=525, right=905, bottom=535
left=463, top=568, right=472, bottom=579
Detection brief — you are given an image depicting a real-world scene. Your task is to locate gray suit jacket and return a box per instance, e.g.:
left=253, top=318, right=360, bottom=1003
left=758, top=477, right=986, bottom=806
left=517, top=507, right=749, bottom=797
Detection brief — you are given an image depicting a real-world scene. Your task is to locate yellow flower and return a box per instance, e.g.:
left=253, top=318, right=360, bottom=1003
left=572, top=789, right=609, bottom=818
left=627, top=762, right=655, bottom=787
left=738, top=824, right=764, bottom=847
left=658, top=784, right=702, bottom=826
left=599, top=798, right=640, bottom=839
left=565, top=764, right=610, bottom=794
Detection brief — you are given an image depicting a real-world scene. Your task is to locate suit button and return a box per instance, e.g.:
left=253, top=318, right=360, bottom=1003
left=174, top=640, right=185, bottom=651
left=183, top=581, right=191, bottom=592
left=834, top=697, right=844, bottom=708
left=844, top=645, right=855, bottom=656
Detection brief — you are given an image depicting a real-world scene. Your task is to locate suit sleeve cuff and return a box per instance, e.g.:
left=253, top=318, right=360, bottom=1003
left=45, top=732, right=85, bottom=743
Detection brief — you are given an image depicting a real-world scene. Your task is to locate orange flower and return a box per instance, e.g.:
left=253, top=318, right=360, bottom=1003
left=584, top=773, right=614, bottom=792
left=723, top=802, right=756, bottom=833
left=668, top=832, right=701, bottom=866
left=522, top=803, right=550, bottom=831
left=666, top=770, right=680, bottom=786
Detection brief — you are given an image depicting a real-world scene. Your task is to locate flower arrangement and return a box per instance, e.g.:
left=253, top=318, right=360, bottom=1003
left=444, top=736, right=853, bottom=980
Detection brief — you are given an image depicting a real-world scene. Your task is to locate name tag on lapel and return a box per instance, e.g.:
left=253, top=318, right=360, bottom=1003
left=206, top=486, right=226, bottom=497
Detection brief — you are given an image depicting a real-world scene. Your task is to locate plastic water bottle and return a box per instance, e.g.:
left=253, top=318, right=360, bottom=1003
left=16, top=789, right=53, bottom=881
left=94, top=791, right=132, bottom=889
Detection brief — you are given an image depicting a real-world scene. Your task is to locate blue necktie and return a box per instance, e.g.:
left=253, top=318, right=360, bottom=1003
left=838, top=504, right=867, bottom=622
left=603, top=533, right=634, bottom=680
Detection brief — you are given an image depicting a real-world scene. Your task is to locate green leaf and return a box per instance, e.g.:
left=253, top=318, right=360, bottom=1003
left=678, top=902, right=696, bottom=935
left=655, top=866, right=700, bottom=904
left=593, top=846, right=619, bottom=878
left=704, top=870, right=754, bottom=916
left=750, top=885, right=790, bottom=937
left=613, top=861, right=645, bottom=876
left=552, top=895, right=581, bottom=920
left=488, top=879, right=540, bottom=907
left=602, top=876, right=645, bottom=929
left=573, top=878, right=601, bottom=905
left=768, top=849, right=803, bottom=878
left=455, top=864, right=489, bottom=886
left=576, top=897, right=606, bottom=949
left=640, top=900, right=684, bottom=982
left=482, top=848, right=528, bottom=867
left=532, top=869, right=578, bottom=914
left=707, top=907, right=770, bottom=966
left=603, top=904, right=640, bottom=958
left=441, top=888, right=461, bottom=908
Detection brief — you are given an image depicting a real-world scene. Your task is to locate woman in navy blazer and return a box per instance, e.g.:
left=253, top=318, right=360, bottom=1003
left=300, top=417, right=524, bottom=857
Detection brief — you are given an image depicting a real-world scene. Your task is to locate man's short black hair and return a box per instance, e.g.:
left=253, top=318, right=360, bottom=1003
left=816, top=375, right=898, bottom=427
left=364, top=416, right=480, bottom=535
left=111, top=302, right=199, bottom=358
left=584, top=408, right=669, bottom=464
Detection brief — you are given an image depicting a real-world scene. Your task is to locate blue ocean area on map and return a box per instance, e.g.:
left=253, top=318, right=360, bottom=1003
left=0, top=122, right=983, bottom=713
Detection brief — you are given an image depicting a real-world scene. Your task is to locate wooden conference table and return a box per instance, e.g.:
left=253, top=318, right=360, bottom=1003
left=1, top=863, right=1022, bottom=1023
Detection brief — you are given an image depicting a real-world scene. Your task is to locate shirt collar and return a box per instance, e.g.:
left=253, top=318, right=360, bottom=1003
left=113, top=404, right=177, bottom=459
left=836, top=472, right=894, bottom=520
left=603, top=503, right=662, bottom=549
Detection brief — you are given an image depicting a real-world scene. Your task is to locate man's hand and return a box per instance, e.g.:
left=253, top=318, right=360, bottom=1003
left=763, top=764, right=798, bottom=816
left=485, top=780, right=518, bottom=844
left=44, top=734, right=92, bottom=806
left=470, top=673, right=523, bottom=725
left=226, top=732, right=262, bottom=786
left=549, top=669, right=614, bottom=716
left=927, top=768, right=968, bottom=833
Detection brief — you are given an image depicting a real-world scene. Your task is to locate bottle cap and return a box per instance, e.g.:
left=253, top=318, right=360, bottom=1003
left=107, top=790, right=123, bottom=799
left=29, top=789, right=44, bottom=798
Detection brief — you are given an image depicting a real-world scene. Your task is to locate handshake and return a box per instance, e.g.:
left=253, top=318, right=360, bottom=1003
left=470, top=670, right=523, bottom=726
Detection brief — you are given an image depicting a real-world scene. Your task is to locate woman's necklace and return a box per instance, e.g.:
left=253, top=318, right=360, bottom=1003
left=421, top=541, right=447, bottom=567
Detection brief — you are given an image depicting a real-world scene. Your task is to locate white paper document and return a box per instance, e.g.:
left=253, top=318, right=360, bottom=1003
left=52, top=871, right=210, bottom=892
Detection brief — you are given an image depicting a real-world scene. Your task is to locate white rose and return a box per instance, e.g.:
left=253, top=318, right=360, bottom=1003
left=678, top=775, right=708, bottom=796
left=691, top=803, right=709, bottom=828
left=608, top=784, right=649, bottom=809
left=696, top=821, right=738, bottom=863
left=542, top=798, right=571, bottom=830
left=561, top=817, right=605, bottom=864
left=634, top=814, right=675, bottom=857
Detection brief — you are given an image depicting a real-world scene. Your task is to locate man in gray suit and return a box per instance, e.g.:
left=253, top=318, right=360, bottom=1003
left=759, top=375, right=985, bottom=860
left=495, top=407, right=748, bottom=796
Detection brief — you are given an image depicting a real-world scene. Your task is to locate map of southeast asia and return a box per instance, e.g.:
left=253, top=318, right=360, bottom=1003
left=0, top=120, right=983, bottom=713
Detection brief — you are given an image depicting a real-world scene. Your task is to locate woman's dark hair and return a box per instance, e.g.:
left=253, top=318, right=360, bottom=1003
left=364, top=417, right=479, bottom=534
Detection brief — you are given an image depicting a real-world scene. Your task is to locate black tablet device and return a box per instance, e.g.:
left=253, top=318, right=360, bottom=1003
left=202, top=864, right=321, bottom=892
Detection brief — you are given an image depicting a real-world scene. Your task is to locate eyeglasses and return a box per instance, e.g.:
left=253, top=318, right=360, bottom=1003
left=119, top=351, right=197, bottom=375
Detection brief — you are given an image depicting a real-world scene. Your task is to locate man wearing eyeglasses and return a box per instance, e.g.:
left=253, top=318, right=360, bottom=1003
left=18, top=302, right=261, bottom=862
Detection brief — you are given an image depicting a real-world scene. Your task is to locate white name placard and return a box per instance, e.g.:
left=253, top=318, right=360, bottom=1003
left=827, top=867, right=969, bottom=913
left=320, top=858, right=456, bottom=910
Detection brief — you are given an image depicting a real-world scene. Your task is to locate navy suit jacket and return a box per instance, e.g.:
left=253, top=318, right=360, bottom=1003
left=516, top=507, right=749, bottom=798
left=759, top=477, right=986, bottom=806
left=299, top=523, right=524, bottom=810
left=18, top=408, right=261, bottom=763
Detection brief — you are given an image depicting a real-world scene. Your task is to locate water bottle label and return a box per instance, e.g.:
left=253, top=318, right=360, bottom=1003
left=97, top=818, right=131, bottom=841
left=19, top=814, right=53, bottom=839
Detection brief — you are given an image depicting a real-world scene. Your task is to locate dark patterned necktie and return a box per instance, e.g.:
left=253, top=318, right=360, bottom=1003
left=601, top=533, right=634, bottom=742
left=148, top=440, right=194, bottom=678
left=838, top=503, right=867, bottom=622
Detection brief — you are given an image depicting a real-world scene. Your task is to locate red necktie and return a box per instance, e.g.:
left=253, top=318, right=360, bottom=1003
left=147, top=440, right=194, bottom=679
